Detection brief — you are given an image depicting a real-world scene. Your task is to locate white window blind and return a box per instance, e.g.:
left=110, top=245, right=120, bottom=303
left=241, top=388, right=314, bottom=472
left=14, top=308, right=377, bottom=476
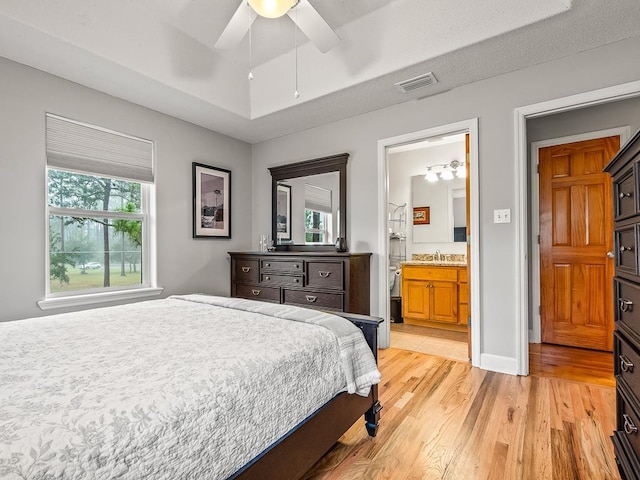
left=305, top=184, right=332, bottom=213
left=46, top=114, right=154, bottom=183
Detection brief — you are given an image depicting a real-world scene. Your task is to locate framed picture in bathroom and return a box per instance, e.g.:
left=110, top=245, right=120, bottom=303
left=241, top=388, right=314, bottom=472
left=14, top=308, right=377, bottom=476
left=413, top=206, right=430, bottom=225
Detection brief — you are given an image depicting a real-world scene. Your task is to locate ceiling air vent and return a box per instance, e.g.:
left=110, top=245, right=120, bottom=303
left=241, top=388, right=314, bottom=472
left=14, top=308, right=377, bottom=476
left=395, top=72, right=438, bottom=93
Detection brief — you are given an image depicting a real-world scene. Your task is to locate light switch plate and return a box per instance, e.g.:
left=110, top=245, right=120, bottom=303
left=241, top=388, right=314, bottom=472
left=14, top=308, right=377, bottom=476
left=494, top=209, right=511, bottom=224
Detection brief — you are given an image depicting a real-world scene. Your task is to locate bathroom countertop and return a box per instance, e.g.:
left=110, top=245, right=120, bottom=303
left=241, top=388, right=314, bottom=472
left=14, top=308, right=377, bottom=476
left=401, top=260, right=468, bottom=267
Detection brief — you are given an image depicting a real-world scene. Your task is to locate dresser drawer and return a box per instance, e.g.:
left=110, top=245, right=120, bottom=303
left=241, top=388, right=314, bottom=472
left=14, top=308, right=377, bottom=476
left=234, top=259, right=259, bottom=283
left=260, top=273, right=303, bottom=287
left=307, top=262, right=343, bottom=289
left=616, top=225, right=638, bottom=276
left=261, top=259, right=304, bottom=273
left=616, top=386, right=640, bottom=468
left=235, top=284, right=280, bottom=302
left=616, top=279, right=640, bottom=339
left=283, top=289, right=343, bottom=311
left=614, top=167, right=637, bottom=221
left=616, top=331, right=640, bottom=398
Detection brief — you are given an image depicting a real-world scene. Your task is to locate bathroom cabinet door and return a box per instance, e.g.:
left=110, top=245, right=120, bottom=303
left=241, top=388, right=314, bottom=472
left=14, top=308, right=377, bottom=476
left=402, top=280, right=430, bottom=321
left=402, top=278, right=458, bottom=324
left=429, top=280, right=458, bottom=323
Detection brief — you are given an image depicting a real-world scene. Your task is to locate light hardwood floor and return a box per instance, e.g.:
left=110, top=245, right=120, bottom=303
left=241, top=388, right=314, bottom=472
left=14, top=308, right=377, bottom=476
left=390, top=323, right=469, bottom=362
left=303, top=348, right=619, bottom=480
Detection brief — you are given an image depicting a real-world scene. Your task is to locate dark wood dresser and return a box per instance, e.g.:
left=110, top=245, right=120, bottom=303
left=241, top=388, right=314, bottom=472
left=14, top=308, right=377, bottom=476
left=604, top=129, right=640, bottom=480
left=229, top=252, right=371, bottom=315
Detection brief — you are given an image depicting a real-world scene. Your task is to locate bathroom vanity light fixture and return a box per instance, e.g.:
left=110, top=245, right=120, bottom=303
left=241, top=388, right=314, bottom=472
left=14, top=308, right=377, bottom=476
left=424, top=160, right=465, bottom=182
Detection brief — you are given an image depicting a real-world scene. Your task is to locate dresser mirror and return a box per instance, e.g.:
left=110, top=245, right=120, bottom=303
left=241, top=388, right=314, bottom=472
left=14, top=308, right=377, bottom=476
left=269, top=153, right=348, bottom=249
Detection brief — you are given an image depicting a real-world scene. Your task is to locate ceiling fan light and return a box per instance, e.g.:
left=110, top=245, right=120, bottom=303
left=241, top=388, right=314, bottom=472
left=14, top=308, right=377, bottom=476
left=248, top=0, right=297, bottom=18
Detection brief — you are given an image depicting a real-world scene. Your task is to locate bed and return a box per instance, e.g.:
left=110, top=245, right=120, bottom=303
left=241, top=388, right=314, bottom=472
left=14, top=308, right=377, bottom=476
left=0, top=294, right=382, bottom=480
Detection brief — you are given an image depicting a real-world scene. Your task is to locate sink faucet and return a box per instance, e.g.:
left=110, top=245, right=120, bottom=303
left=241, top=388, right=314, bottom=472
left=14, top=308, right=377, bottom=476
left=435, top=249, right=441, bottom=262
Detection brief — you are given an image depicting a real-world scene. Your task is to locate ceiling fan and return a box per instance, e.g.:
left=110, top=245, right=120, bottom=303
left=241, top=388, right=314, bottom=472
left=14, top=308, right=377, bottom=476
left=215, top=0, right=340, bottom=53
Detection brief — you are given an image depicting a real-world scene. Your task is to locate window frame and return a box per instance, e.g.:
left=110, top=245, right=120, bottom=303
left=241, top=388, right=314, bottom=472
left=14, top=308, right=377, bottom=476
left=39, top=115, right=162, bottom=311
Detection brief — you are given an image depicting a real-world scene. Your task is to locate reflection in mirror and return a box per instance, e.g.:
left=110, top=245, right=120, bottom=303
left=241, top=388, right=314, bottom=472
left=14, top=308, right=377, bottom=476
left=411, top=174, right=466, bottom=243
left=269, top=153, right=348, bottom=250
left=278, top=172, right=340, bottom=244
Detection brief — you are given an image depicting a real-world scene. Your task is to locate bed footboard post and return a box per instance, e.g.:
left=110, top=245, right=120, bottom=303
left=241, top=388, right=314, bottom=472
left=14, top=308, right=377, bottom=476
left=365, top=385, right=382, bottom=437
left=336, top=312, right=384, bottom=438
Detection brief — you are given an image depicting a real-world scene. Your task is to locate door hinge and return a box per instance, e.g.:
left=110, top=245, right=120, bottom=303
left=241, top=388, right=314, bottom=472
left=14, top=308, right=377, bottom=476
left=536, top=163, right=539, bottom=174
left=537, top=235, right=540, bottom=244
left=538, top=305, right=541, bottom=315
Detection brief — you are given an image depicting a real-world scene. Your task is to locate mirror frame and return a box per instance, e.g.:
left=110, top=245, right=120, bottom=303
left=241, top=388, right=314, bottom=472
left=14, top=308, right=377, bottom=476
left=269, top=153, right=348, bottom=250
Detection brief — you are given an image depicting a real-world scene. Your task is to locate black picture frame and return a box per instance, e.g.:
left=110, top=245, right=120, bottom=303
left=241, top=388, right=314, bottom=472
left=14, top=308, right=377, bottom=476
left=193, top=162, right=231, bottom=238
left=276, top=183, right=292, bottom=242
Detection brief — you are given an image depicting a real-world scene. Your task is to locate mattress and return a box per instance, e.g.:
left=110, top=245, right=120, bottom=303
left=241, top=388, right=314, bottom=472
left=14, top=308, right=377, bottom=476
left=0, top=295, right=380, bottom=479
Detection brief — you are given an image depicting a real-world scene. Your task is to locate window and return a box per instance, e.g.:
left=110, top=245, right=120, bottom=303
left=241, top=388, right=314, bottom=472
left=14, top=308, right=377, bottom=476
left=43, top=114, right=156, bottom=302
left=304, top=184, right=333, bottom=243
left=305, top=209, right=331, bottom=243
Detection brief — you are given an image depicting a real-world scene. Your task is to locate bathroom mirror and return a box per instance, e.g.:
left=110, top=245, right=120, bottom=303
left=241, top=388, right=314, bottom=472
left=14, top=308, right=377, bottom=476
left=411, top=174, right=466, bottom=243
left=269, top=154, right=347, bottom=249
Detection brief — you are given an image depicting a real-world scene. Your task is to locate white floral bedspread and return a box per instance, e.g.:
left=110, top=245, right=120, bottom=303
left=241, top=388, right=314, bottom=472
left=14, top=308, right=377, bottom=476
left=0, top=295, right=381, bottom=479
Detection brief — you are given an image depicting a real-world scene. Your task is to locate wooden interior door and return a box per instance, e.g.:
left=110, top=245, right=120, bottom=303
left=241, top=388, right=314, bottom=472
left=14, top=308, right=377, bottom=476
left=539, top=136, right=619, bottom=351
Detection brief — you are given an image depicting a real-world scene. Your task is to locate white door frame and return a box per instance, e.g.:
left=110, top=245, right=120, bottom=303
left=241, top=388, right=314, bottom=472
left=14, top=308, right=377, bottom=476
left=377, top=118, right=480, bottom=367
left=529, top=127, right=631, bottom=344
left=514, top=80, right=640, bottom=375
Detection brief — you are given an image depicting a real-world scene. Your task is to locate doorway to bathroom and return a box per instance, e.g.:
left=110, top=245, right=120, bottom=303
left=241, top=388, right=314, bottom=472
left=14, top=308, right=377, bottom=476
left=378, top=119, right=480, bottom=365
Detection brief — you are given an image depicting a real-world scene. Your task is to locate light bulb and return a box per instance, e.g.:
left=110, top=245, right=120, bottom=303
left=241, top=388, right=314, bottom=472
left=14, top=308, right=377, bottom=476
left=425, top=168, right=439, bottom=182
left=248, top=0, right=297, bottom=18
left=440, top=166, right=454, bottom=180
left=456, top=163, right=466, bottom=178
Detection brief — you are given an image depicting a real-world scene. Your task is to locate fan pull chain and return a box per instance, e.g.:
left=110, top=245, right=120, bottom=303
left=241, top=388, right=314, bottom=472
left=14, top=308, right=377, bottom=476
left=248, top=9, right=254, bottom=80
left=294, top=6, right=299, bottom=98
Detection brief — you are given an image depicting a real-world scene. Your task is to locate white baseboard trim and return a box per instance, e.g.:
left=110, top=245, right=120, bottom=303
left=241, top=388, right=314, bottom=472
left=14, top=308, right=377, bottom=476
left=480, top=353, right=519, bottom=376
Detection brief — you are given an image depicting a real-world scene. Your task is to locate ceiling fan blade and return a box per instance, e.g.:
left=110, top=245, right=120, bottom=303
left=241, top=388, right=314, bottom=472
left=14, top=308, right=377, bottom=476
left=215, top=1, right=257, bottom=50
left=287, top=0, right=340, bottom=53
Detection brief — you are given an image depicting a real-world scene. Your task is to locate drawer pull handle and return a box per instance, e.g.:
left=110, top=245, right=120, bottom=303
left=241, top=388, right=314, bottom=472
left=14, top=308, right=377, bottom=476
left=620, top=355, right=635, bottom=373
left=241, top=266, right=251, bottom=273
left=623, top=414, right=638, bottom=435
left=620, top=245, right=634, bottom=253
left=305, top=295, right=317, bottom=303
left=619, top=192, right=632, bottom=198
left=318, top=271, right=331, bottom=278
left=619, top=298, right=634, bottom=313
left=265, top=263, right=270, bottom=267
left=294, top=278, right=299, bottom=283
left=265, top=276, right=270, bottom=281
left=251, top=289, right=261, bottom=296
left=295, top=264, right=300, bottom=268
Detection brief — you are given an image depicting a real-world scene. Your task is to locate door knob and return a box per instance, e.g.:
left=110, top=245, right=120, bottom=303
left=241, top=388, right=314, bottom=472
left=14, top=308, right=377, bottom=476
left=607, top=251, right=615, bottom=259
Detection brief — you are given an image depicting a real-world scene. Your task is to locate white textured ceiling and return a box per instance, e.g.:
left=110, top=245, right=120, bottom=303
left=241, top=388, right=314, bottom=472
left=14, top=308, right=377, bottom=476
left=1, top=0, right=640, bottom=143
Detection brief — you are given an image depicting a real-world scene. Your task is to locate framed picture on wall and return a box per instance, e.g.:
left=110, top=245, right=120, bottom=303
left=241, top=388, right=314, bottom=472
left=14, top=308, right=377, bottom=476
left=413, top=206, right=430, bottom=225
left=276, top=183, right=292, bottom=242
left=193, top=162, right=231, bottom=238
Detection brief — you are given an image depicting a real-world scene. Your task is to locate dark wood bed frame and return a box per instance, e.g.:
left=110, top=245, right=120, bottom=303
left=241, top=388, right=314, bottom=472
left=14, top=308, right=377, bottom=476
left=231, top=312, right=383, bottom=480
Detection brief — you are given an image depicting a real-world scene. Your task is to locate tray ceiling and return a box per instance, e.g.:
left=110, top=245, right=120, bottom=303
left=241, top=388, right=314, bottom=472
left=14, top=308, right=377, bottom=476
left=1, top=0, right=640, bottom=143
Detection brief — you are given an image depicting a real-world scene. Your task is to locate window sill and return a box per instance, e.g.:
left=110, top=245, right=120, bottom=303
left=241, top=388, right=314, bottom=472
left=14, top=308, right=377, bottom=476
left=37, top=287, right=164, bottom=311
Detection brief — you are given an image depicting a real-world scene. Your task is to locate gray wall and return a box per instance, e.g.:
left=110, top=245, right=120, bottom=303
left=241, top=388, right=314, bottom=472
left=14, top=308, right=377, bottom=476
left=0, top=57, right=252, bottom=322
left=251, top=35, right=640, bottom=365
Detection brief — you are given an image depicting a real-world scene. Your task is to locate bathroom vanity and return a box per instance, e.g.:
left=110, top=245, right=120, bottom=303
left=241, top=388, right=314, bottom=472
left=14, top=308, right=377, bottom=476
left=401, top=262, right=469, bottom=331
